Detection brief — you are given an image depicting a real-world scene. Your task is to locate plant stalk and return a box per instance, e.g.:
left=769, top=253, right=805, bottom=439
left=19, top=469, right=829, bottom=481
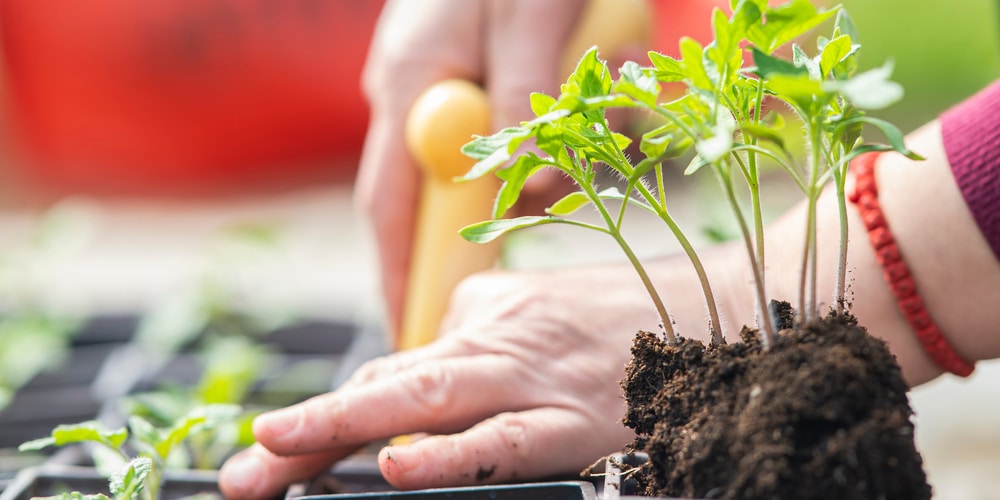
left=575, top=170, right=678, bottom=344
left=799, top=122, right=823, bottom=325
left=833, top=166, right=849, bottom=314
left=634, top=165, right=724, bottom=345
left=714, top=160, right=776, bottom=348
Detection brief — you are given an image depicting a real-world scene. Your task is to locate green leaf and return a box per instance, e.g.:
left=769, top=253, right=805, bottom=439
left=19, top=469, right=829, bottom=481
left=615, top=61, right=660, bottom=106
left=529, top=92, right=556, bottom=117
left=731, top=0, right=765, bottom=40
left=154, top=404, right=241, bottom=460
left=740, top=122, right=785, bottom=148
left=825, top=61, right=903, bottom=110
left=752, top=47, right=807, bottom=78
left=697, top=106, right=738, bottom=164
left=19, top=421, right=128, bottom=452
left=648, top=51, right=685, bottom=83
left=792, top=44, right=820, bottom=80
left=493, top=154, right=549, bottom=219
left=819, top=35, right=854, bottom=79
left=32, top=494, right=112, bottom=500
left=752, top=0, right=840, bottom=53
left=684, top=155, right=710, bottom=175
left=128, top=415, right=162, bottom=452
left=765, top=72, right=829, bottom=112
left=639, top=124, right=679, bottom=159
left=695, top=133, right=734, bottom=164
left=679, top=37, right=714, bottom=90
left=460, top=127, right=534, bottom=180
left=708, top=8, right=736, bottom=73
left=545, top=191, right=592, bottom=217
left=545, top=187, right=627, bottom=217
left=562, top=46, right=612, bottom=100
left=834, top=9, right=860, bottom=45
left=109, top=457, right=152, bottom=498
left=835, top=116, right=923, bottom=160
left=460, top=216, right=566, bottom=244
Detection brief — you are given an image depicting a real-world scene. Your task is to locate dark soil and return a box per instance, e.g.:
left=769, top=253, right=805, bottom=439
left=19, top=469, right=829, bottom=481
left=620, top=307, right=932, bottom=500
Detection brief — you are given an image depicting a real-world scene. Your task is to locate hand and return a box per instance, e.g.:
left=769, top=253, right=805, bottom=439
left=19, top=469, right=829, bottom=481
left=354, top=0, right=588, bottom=341
left=218, top=263, right=682, bottom=499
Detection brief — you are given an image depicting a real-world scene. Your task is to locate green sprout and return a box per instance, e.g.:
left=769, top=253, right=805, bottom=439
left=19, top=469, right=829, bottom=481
left=19, top=405, right=240, bottom=500
left=460, top=0, right=918, bottom=347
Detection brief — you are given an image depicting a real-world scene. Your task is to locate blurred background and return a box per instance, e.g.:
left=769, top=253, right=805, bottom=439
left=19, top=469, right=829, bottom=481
left=0, top=0, right=997, bottom=498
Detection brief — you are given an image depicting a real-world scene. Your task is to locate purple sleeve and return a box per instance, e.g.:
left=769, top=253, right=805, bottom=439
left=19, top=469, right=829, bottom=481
left=940, top=79, right=1000, bottom=262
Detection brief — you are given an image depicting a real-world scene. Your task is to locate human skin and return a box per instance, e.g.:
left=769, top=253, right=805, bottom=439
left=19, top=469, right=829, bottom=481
left=218, top=120, right=1000, bottom=499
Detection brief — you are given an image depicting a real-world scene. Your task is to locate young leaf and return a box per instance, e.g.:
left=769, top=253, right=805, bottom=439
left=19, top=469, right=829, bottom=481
left=834, top=9, right=860, bottom=45
left=730, top=0, right=765, bottom=40
left=647, top=51, right=685, bottom=83
left=764, top=72, right=829, bottom=113
left=128, top=415, right=162, bottom=451
left=545, top=191, right=592, bottom=217
left=460, top=127, right=535, bottom=180
left=108, top=457, right=152, bottom=498
left=639, top=125, right=693, bottom=161
left=751, top=0, right=840, bottom=53
left=461, top=216, right=569, bottom=244
left=155, top=404, right=241, bottom=460
left=834, top=116, right=923, bottom=160
left=695, top=133, right=733, bottom=164
left=708, top=8, right=736, bottom=71
left=563, top=46, right=613, bottom=100
left=825, top=61, right=903, bottom=110
left=679, top=37, right=714, bottom=91
left=31, top=494, right=112, bottom=500
left=685, top=155, right=710, bottom=176
left=19, top=421, right=128, bottom=452
left=545, top=187, right=631, bottom=217
left=493, top=154, right=549, bottom=219
left=792, top=44, right=821, bottom=80
left=740, top=122, right=786, bottom=148
left=752, top=47, right=807, bottom=78
left=819, top=35, right=854, bottom=79
left=616, top=61, right=661, bottom=106
left=529, top=92, right=557, bottom=117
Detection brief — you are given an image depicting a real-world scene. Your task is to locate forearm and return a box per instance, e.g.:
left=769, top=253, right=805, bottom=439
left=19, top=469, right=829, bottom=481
left=755, top=120, right=1000, bottom=387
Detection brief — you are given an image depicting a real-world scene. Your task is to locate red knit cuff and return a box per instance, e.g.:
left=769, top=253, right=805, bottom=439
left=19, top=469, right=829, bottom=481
left=848, top=152, right=975, bottom=377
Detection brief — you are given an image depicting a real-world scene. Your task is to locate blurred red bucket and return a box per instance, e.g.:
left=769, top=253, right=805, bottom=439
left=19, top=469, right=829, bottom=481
left=0, top=0, right=383, bottom=196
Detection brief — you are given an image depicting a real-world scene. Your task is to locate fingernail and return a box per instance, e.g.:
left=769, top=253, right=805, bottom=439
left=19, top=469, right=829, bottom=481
left=382, top=445, right=420, bottom=475
left=254, top=407, right=300, bottom=437
left=221, top=453, right=263, bottom=498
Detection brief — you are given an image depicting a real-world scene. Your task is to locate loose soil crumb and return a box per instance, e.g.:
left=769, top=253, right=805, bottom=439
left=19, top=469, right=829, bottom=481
left=620, top=308, right=931, bottom=500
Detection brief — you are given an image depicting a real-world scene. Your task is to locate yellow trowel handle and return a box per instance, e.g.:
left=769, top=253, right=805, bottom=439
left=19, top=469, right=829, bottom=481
left=401, top=80, right=497, bottom=351
left=398, top=0, right=651, bottom=351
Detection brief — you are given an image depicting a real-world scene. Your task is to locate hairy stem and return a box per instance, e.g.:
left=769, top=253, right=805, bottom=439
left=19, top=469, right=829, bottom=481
left=594, top=123, right=723, bottom=343
left=576, top=170, right=678, bottom=344
left=642, top=187, right=725, bottom=345
left=611, top=136, right=723, bottom=344
left=833, top=165, right=849, bottom=314
left=750, top=80, right=767, bottom=301
left=799, top=122, right=823, bottom=324
left=714, top=161, right=776, bottom=348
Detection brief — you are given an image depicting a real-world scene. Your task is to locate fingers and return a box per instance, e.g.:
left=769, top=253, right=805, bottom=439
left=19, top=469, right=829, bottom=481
left=341, top=336, right=479, bottom=388
left=354, top=114, right=419, bottom=338
left=376, top=406, right=625, bottom=490
left=252, top=352, right=537, bottom=456
left=218, top=443, right=351, bottom=500
left=485, top=0, right=583, bottom=131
